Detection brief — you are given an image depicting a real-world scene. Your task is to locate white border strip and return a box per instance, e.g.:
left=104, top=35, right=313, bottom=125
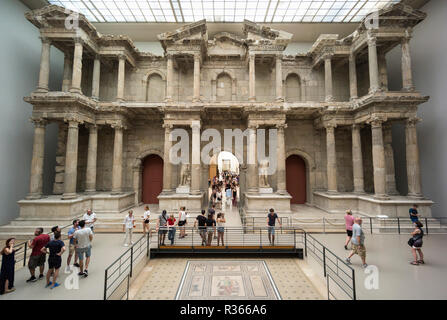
left=175, top=260, right=191, bottom=300
left=262, top=261, right=282, bottom=300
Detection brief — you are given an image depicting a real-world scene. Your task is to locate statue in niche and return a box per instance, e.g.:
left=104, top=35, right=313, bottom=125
left=180, top=163, right=191, bottom=186
left=258, top=159, right=270, bottom=188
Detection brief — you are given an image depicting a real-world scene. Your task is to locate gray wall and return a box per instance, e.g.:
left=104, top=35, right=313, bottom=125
left=0, top=0, right=62, bottom=225
left=388, top=0, right=447, bottom=217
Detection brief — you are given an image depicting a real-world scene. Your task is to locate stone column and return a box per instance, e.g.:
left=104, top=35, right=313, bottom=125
left=248, top=54, right=256, bottom=102
left=165, top=54, right=174, bottom=102
left=275, top=55, right=283, bottom=102
left=383, top=123, right=398, bottom=195
left=91, top=55, right=101, bottom=100
left=402, top=35, right=415, bottom=91
left=351, top=124, right=364, bottom=194
left=300, top=79, right=306, bottom=101
left=406, top=118, right=422, bottom=198
left=36, top=38, right=51, bottom=93
left=62, top=52, right=72, bottom=92
left=85, top=124, right=98, bottom=193
left=370, top=117, right=388, bottom=199
left=324, top=54, right=334, bottom=102
left=116, top=54, right=126, bottom=102
left=191, top=121, right=201, bottom=194
left=111, top=123, right=124, bottom=194
left=62, top=119, right=80, bottom=199
left=325, top=123, right=337, bottom=193
left=378, top=52, right=388, bottom=91
left=27, top=118, right=47, bottom=199
left=349, top=52, right=358, bottom=100
left=69, top=38, right=83, bottom=94
left=367, top=35, right=380, bottom=93
left=247, top=124, right=258, bottom=192
left=193, top=53, right=201, bottom=102
left=276, top=123, right=287, bottom=194
left=162, top=124, right=173, bottom=192
left=133, top=165, right=142, bottom=206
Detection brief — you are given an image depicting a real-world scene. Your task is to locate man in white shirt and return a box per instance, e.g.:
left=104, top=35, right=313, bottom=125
left=83, top=209, right=97, bottom=232
left=123, top=210, right=135, bottom=247
left=73, top=220, right=93, bottom=277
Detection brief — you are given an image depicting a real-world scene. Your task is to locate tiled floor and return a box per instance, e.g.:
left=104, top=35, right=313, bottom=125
left=131, top=257, right=322, bottom=300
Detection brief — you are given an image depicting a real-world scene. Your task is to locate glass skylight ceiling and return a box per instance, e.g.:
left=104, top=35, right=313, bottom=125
left=48, top=0, right=400, bottom=23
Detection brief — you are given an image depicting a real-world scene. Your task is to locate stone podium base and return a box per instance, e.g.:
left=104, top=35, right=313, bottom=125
left=158, top=191, right=206, bottom=215
left=313, top=191, right=434, bottom=217
left=244, top=192, right=292, bottom=216
left=17, top=192, right=135, bottom=219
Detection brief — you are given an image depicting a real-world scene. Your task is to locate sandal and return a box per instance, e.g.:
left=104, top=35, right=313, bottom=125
left=410, top=261, right=419, bottom=265
left=417, top=260, right=425, bottom=264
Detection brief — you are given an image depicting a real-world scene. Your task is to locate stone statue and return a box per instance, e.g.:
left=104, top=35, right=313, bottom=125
left=258, top=159, right=270, bottom=188
left=180, top=163, right=191, bottom=186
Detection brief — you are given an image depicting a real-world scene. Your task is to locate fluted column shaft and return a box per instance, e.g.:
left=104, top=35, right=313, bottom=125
left=406, top=118, right=422, bottom=198
left=275, top=55, right=283, bottom=101
left=378, top=52, right=388, bottom=91
left=70, top=39, right=83, bottom=94
left=325, top=125, right=337, bottom=193
left=249, top=54, right=256, bottom=102
left=91, top=56, right=101, bottom=100
left=349, top=52, right=358, bottom=100
left=191, top=122, right=201, bottom=193
left=276, top=124, right=287, bottom=194
left=112, top=125, right=124, bottom=193
left=402, top=36, right=415, bottom=91
left=27, top=119, right=47, bottom=199
left=371, top=119, right=388, bottom=199
left=85, top=125, right=98, bottom=193
left=162, top=124, right=173, bottom=191
left=351, top=124, right=364, bottom=193
left=116, top=55, right=126, bottom=101
left=62, top=52, right=72, bottom=92
left=247, top=125, right=258, bottom=192
left=62, top=120, right=80, bottom=199
left=166, top=54, right=174, bottom=101
left=36, top=38, right=51, bottom=93
left=368, top=35, right=380, bottom=93
left=193, top=53, right=201, bottom=102
left=383, top=123, right=398, bottom=195
left=324, top=56, right=334, bottom=102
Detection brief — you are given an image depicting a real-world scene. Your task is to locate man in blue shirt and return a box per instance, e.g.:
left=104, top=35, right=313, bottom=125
left=409, top=204, right=419, bottom=223
left=66, top=219, right=80, bottom=272
left=346, top=217, right=367, bottom=268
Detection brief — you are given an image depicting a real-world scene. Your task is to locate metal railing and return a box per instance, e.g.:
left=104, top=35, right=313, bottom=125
left=0, top=219, right=79, bottom=271
left=243, top=216, right=292, bottom=229
left=103, top=232, right=150, bottom=300
left=305, top=233, right=356, bottom=300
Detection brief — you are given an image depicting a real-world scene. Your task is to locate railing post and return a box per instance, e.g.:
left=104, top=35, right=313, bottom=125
left=304, top=232, right=307, bottom=257
left=397, top=217, right=401, bottom=234
left=323, top=246, right=327, bottom=277
left=260, top=228, right=262, bottom=248
left=130, top=246, right=134, bottom=278
left=327, top=274, right=330, bottom=300
left=126, top=274, right=130, bottom=300
left=103, top=269, right=108, bottom=300
left=146, top=232, right=150, bottom=257
left=369, top=217, right=373, bottom=234
left=23, top=242, right=27, bottom=267
left=352, top=268, right=356, bottom=301
left=323, top=217, right=326, bottom=234
left=425, top=217, right=428, bottom=235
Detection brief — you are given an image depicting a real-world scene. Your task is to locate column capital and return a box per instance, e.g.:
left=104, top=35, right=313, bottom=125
left=324, top=121, right=337, bottom=131
left=117, top=53, right=126, bottom=61
left=247, top=123, right=259, bottom=130
left=349, top=51, right=356, bottom=61
left=166, top=52, right=175, bottom=59
left=322, top=53, right=334, bottom=61
left=367, top=34, right=377, bottom=47
left=406, top=117, right=421, bottom=127
left=86, top=123, right=98, bottom=131
left=111, top=121, right=126, bottom=130
left=93, top=54, right=101, bottom=60
left=352, top=123, right=363, bottom=130
left=190, top=121, right=201, bottom=131
left=193, top=52, right=201, bottom=60
left=275, top=123, right=287, bottom=131
left=64, top=115, right=83, bottom=126
left=39, top=37, right=51, bottom=45
left=73, top=37, right=84, bottom=45
left=276, top=53, right=283, bottom=61
left=30, top=117, right=47, bottom=127
left=368, top=115, right=387, bottom=128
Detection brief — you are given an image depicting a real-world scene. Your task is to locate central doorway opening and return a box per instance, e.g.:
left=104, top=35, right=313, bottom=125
left=142, top=154, right=163, bottom=204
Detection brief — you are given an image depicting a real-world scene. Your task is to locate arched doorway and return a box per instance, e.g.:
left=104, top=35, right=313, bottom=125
left=216, top=73, right=232, bottom=101
left=142, top=154, right=163, bottom=204
left=285, top=73, right=301, bottom=102
left=146, top=74, right=165, bottom=102
left=286, top=155, right=306, bottom=204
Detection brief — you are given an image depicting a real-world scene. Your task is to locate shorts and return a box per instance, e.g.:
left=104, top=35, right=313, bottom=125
left=346, top=230, right=353, bottom=237
left=158, top=227, right=168, bottom=235
left=48, top=257, right=62, bottom=269
left=207, top=227, right=214, bottom=234
left=351, top=244, right=366, bottom=258
left=76, top=246, right=92, bottom=261
left=217, top=227, right=225, bottom=233
left=178, top=220, right=186, bottom=227
left=268, top=226, right=275, bottom=235
left=28, top=254, right=46, bottom=269
left=144, top=219, right=150, bottom=224
left=199, top=228, right=207, bottom=237
left=69, top=244, right=76, bottom=255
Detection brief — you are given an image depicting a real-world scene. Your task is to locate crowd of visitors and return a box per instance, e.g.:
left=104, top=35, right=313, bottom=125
left=210, top=172, right=239, bottom=209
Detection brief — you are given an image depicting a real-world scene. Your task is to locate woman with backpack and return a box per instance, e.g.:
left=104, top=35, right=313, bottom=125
left=409, top=220, right=424, bottom=265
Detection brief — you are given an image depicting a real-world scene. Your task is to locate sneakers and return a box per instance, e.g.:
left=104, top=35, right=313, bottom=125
left=45, top=282, right=53, bottom=288
left=4, top=287, right=15, bottom=294
left=65, top=266, right=71, bottom=273
left=362, top=263, right=368, bottom=268
left=124, top=243, right=129, bottom=247
left=78, top=272, right=85, bottom=276
left=345, top=258, right=351, bottom=264
left=38, top=274, right=44, bottom=280
left=84, top=270, right=88, bottom=276
left=73, top=263, right=80, bottom=268
left=26, top=276, right=37, bottom=283
left=344, top=245, right=348, bottom=250
left=51, top=283, right=60, bottom=289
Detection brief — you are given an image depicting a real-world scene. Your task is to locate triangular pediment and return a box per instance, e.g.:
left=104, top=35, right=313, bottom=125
left=158, top=20, right=208, bottom=48
left=208, top=32, right=246, bottom=58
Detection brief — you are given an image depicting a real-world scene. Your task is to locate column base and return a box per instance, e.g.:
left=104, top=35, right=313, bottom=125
left=69, top=88, right=82, bottom=94
left=26, top=193, right=42, bottom=200
left=276, top=189, right=288, bottom=195
left=325, top=96, right=335, bottom=102
left=373, top=194, right=390, bottom=200
left=275, top=97, right=284, bottom=102
left=402, top=86, right=416, bottom=92
left=192, top=98, right=201, bottom=103
left=61, top=193, right=77, bottom=200
left=349, top=96, right=358, bottom=101
left=407, top=193, right=424, bottom=199
left=249, top=97, right=256, bottom=102
left=368, top=87, right=383, bottom=94
left=111, top=190, right=123, bottom=195
left=84, top=189, right=97, bottom=194
left=353, top=190, right=366, bottom=195
left=91, top=96, right=99, bottom=101
left=247, top=188, right=259, bottom=194
left=164, top=97, right=173, bottom=103
left=33, top=87, right=48, bottom=94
